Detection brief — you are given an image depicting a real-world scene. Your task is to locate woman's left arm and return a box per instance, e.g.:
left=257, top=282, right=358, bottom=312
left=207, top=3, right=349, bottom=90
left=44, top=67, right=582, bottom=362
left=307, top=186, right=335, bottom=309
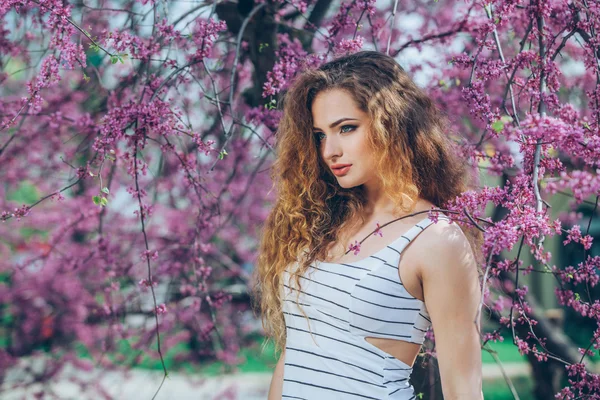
left=420, top=222, right=483, bottom=400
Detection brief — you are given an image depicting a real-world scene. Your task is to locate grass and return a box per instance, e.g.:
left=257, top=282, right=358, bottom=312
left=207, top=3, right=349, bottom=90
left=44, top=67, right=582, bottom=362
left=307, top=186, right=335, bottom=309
left=69, top=336, right=279, bottom=375
left=482, top=339, right=528, bottom=364
left=94, top=335, right=528, bottom=375
left=483, top=376, right=533, bottom=400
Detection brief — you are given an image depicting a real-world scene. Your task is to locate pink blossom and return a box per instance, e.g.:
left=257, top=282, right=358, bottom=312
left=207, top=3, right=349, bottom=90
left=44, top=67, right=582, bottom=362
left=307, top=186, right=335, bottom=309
left=155, top=304, right=168, bottom=315
left=333, top=36, right=365, bottom=56
left=374, top=222, right=383, bottom=237
left=348, top=240, right=361, bottom=255
left=262, top=33, right=307, bottom=97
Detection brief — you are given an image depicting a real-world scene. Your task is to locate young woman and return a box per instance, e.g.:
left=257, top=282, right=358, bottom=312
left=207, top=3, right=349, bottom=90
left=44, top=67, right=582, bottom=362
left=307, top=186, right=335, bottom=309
left=252, top=51, right=484, bottom=399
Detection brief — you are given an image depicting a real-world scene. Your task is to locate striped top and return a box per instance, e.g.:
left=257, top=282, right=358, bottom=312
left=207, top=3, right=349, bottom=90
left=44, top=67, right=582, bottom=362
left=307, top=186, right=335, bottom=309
left=280, top=215, right=451, bottom=400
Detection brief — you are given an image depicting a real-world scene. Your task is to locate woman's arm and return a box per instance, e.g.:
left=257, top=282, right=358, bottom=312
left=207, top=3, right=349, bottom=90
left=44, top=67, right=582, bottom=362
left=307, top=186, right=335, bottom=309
left=420, top=222, right=483, bottom=399
left=268, top=349, right=286, bottom=400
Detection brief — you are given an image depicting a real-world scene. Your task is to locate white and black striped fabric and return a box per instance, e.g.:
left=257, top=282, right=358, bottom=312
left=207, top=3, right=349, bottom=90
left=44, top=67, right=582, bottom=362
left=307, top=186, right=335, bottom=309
left=280, top=216, right=451, bottom=399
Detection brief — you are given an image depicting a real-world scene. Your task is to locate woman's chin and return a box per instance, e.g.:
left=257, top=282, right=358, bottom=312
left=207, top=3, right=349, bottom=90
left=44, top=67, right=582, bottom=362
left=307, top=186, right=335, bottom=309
left=337, top=179, right=360, bottom=189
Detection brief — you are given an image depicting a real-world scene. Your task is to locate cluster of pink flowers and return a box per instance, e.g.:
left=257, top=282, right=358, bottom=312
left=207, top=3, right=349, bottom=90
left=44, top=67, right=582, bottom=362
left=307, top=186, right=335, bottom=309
left=328, top=0, right=376, bottom=39
left=546, top=170, right=600, bottom=203
left=156, top=18, right=180, bottom=41
left=192, top=134, right=215, bottom=156
left=246, top=106, right=282, bottom=133
left=24, top=56, right=61, bottom=114
left=460, top=80, right=499, bottom=125
left=557, top=256, right=600, bottom=288
left=139, top=278, right=158, bottom=288
left=348, top=240, right=361, bottom=255
left=333, top=36, right=365, bottom=56
left=556, top=362, right=600, bottom=399
left=204, top=291, right=233, bottom=309
left=563, top=225, right=594, bottom=250
left=102, top=28, right=160, bottom=61
left=189, top=18, right=227, bottom=62
left=1, top=204, right=31, bottom=221
left=155, top=303, right=168, bottom=315
left=263, top=33, right=307, bottom=97
left=140, top=249, right=159, bottom=261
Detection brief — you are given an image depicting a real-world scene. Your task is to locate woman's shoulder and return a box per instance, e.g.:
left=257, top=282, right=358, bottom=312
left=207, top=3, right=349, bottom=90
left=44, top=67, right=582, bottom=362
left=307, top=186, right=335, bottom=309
left=415, top=216, right=476, bottom=274
left=424, top=215, right=465, bottom=245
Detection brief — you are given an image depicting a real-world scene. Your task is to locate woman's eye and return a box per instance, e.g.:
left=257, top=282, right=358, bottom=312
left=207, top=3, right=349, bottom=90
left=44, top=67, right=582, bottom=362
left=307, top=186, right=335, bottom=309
left=315, top=125, right=355, bottom=142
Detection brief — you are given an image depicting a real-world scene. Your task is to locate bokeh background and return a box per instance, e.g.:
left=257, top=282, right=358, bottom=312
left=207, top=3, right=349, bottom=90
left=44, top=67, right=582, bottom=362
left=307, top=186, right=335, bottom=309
left=2, top=0, right=600, bottom=399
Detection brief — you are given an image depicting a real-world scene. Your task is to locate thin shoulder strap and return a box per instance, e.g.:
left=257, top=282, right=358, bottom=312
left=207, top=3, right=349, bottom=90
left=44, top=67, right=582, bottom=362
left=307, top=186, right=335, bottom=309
left=388, top=214, right=452, bottom=255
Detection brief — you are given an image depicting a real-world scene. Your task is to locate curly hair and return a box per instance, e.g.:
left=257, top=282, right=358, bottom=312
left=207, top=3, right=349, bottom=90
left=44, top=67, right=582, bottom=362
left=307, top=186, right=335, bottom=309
left=250, top=50, right=482, bottom=360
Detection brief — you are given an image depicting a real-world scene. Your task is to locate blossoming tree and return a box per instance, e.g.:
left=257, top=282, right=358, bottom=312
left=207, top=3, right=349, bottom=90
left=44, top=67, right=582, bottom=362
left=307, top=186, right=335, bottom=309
left=1, top=0, right=599, bottom=398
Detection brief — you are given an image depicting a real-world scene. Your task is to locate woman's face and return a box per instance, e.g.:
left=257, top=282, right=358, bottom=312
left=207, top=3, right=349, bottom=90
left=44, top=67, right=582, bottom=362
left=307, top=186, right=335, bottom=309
left=311, top=88, right=380, bottom=190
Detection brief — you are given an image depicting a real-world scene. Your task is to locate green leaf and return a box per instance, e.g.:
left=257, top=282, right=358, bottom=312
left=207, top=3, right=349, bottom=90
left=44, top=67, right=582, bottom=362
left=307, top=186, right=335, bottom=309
left=491, top=115, right=513, bottom=133
left=491, top=120, right=505, bottom=133
left=265, top=98, right=277, bottom=110
left=100, top=197, right=108, bottom=206
left=93, top=196, right=101, bottom=205
left=102, top=187, right=110, bottom=195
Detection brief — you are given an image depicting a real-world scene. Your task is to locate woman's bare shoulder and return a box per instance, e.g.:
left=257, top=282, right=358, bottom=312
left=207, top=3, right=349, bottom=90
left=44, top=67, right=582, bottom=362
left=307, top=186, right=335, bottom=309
left=415, top=218, right=477, bottom=275
left=412, top=216, right=464, bottom=247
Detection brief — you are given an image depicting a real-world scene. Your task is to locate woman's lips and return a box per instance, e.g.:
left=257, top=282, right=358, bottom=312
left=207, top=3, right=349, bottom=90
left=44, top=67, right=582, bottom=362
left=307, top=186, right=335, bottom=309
left=332, top=165, right=351, bottom=176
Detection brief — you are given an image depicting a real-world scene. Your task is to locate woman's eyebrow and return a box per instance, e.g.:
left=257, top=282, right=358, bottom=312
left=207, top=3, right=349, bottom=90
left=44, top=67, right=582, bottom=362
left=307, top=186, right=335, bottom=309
left=312, top=117, right=358, bottom=131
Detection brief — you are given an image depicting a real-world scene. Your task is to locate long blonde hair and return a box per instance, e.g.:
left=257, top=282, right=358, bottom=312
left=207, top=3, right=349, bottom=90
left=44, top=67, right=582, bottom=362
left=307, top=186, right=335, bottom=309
left=250, top=50, right=481, bottom=358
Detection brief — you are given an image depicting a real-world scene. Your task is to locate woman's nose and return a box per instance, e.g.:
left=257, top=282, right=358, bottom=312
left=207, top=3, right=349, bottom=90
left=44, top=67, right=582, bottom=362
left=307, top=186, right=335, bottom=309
left=322, top=134, right=342, bottom=160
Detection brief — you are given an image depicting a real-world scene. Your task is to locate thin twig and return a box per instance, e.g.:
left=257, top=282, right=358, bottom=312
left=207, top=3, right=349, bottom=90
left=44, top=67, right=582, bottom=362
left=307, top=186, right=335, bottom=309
left=386, top=0, right=399, bottom=56
left=209, top=3, right=267, bottom=172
